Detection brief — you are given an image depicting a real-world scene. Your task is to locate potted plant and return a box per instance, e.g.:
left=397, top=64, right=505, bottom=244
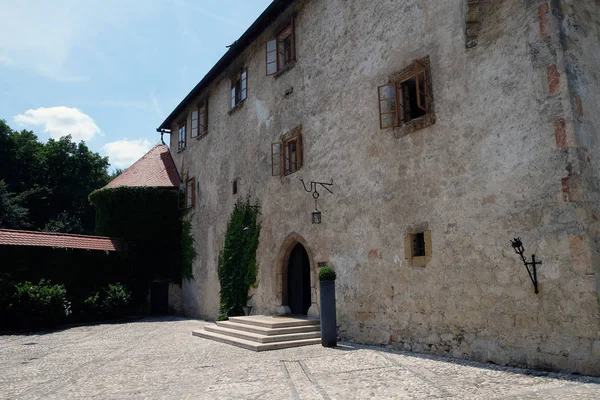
left=242, top=295, right=253, bottom=316
left=318, top=266, right=337, bottom=347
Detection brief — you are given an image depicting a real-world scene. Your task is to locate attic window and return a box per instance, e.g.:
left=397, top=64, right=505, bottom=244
left=378, top=58, right=434, bottom=132
left=266, top=18, right=296, bottom=76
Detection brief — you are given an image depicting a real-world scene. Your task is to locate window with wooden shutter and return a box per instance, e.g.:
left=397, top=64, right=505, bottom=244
left=271, top=142, right=282, bottom=176
left=185, top=178, right=195, bottom=209
left=265, top=17, right=295, bottom=76
left=283, top=132, right=302, bottom=175
left=178, top=122, right=186, bottom=150
left=271, top=128, right=303, bottom=177
left=379, top=57, right=434, bottom=131
left=190, top=110, right=199, bottom=138
left=231, top=69, right=248, bottom=109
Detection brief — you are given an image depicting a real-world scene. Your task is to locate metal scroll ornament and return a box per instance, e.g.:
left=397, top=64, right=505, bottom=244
left=300, top=179, right=333, bottom=224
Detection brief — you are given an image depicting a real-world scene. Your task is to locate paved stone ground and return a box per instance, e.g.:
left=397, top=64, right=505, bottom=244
left=1, top=317, right=599, bottom=399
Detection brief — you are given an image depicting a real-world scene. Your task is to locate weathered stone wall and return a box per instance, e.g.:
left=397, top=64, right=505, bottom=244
left=169, top=0, right=600, bottom=375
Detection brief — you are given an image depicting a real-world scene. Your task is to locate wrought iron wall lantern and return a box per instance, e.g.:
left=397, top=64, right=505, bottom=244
left=510, top=237, right=542, bottom=294
left=300, top=179, right=333, bottom=224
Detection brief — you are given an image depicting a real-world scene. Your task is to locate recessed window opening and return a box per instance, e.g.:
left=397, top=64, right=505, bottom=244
left=399, top=74, right=427, bottom=122
left=412, top=232, right=426, bottom=257
left=232, top=179, right=238, bottom=195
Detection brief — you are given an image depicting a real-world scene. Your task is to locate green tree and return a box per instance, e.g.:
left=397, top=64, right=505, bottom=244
left=0, top=180, right=31, bottom=229
left=0, top=120, right=110, bottom=233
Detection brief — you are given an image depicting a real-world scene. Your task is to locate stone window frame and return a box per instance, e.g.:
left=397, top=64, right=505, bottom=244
left=378, top=56, right=435, bottom=136
left=404, top=229, right=432, bottom=267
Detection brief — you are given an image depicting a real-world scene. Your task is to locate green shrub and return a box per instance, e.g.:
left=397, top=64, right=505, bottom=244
left=8, top=280, right=70, bottom=329
left=318, top=266, right=336, bottom=281
left=84, top=283, right=131, bottom=319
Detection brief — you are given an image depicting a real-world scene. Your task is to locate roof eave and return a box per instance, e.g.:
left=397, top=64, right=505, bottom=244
left=156, top=0, right=295, bottom=132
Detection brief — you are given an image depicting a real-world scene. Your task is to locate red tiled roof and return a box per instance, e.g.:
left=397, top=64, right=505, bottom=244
left=0, top=229, right=122, bottom=252
left=104, top=144, right=181, bottom=189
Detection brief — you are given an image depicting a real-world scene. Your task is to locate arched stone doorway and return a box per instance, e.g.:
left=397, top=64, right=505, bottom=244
left=276, top=232, right=319, bottom=317
left=287, top=243, right=311, bottom=315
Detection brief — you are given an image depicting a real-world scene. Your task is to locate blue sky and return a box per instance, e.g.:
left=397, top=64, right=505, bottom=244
left=0, top=0, right=272, bottom=170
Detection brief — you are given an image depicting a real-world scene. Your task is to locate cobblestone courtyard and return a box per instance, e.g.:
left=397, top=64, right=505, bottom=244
left=1, top=317, right=599, bottom=399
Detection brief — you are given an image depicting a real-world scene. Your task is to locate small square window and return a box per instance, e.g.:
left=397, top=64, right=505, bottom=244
left=411, top=232, right=426, bottom=257
left=404, top=230, right=432, bottom=267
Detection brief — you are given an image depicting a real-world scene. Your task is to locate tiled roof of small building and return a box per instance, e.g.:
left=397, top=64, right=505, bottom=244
left=104, top=144, right=181, bottom=189
left=0, top=229, right=122, bottom=251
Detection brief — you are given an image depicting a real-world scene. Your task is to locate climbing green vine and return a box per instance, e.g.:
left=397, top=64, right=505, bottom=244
left=217, top=197, right=261, bottom=320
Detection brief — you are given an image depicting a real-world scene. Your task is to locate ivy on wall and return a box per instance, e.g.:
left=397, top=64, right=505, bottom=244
left=89, top=186, right=194, bottom=302
left=218, top=197, right=261, bottom=320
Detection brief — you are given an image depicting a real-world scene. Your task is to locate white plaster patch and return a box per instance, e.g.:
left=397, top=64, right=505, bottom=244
left=254, top=100, right=271, bottom=130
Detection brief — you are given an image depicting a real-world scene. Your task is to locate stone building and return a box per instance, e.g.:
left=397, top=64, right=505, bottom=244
left=157, top=0, right=600, bottom=375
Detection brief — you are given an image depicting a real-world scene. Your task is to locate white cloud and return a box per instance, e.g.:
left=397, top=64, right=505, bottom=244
left=102, top=138, right=152, bottom=169
left=14, top=107, right=101, bottom=141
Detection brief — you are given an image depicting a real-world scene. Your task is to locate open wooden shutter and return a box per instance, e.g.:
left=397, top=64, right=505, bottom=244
left=266, top=39, right=277, bottom=75
left=230, top=83, right=236, bottom=109
left=240, top=69, right=247, bottom=101
left=198, top=100, right=207, bottom=135
left=296, top=132, right=302, bottom=170
left=290, top=16, right=296, bottom=62
left=378, top=83, right=399, bottom=129
left=271, top=142, right=282, bottom=176
left=191, top=110, right=198, bottom=138
left=414, top=59, right=429, bottom=112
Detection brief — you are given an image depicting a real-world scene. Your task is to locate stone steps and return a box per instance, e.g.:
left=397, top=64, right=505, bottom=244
left=216, top=320, right=320, bottom=336
left=192, top=315, right=321, bottom=352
